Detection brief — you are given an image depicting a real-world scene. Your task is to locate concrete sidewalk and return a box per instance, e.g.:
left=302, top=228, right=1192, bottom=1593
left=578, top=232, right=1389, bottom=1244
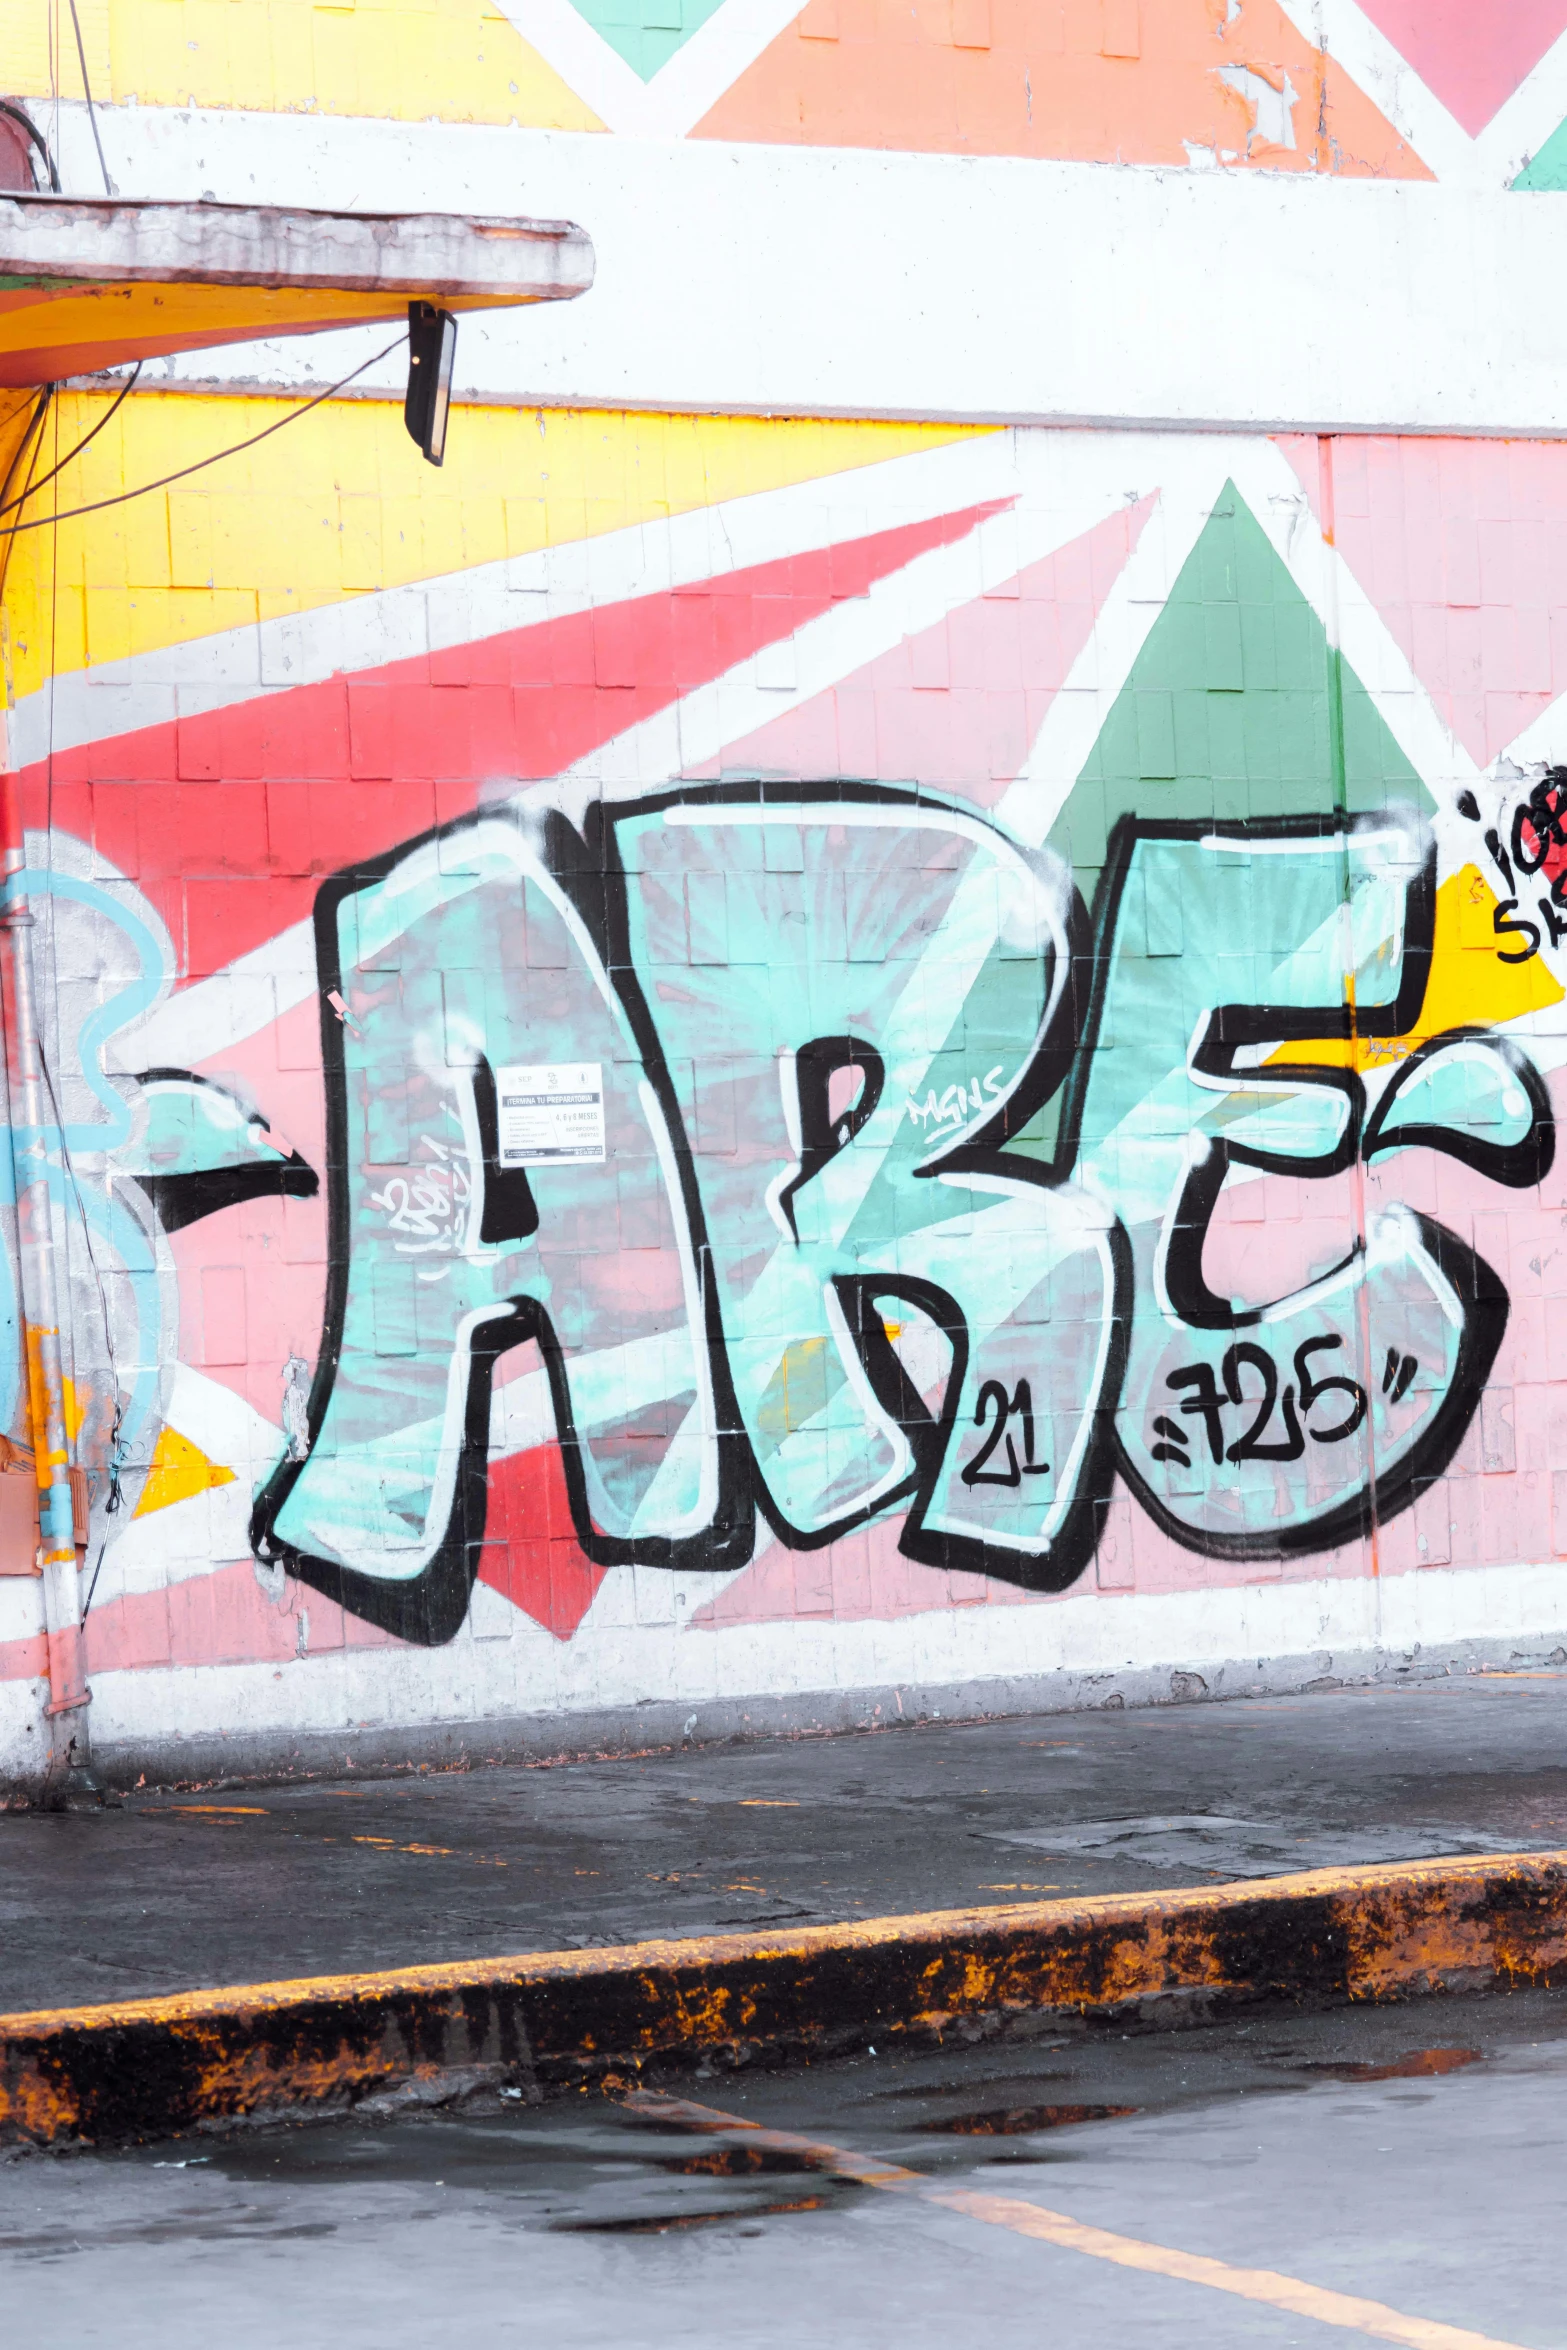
left=4, top=1669, right=1566, bottom=2013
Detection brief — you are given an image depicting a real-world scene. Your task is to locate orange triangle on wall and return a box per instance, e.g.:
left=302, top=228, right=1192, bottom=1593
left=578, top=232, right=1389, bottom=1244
left=694, top=0, right=1430, bottom=177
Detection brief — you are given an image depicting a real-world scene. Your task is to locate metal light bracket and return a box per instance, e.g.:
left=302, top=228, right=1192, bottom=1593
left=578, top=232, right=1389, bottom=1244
left=405, top=299, right=457, bottom=467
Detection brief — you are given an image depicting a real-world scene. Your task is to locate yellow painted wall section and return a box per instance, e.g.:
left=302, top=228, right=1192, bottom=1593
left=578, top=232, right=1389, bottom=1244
left=0, top=0, right=112, bottom=107
left=0, top=0, right=602, bottom=130
left=1, top=392, right=986, bottom=695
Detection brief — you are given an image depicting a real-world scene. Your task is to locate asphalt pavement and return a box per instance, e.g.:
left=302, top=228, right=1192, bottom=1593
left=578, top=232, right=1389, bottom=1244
left=3, top=1663, right=1567, bottom=2011
left=3, top=1670, right=1567, bottom=2011
left=1, top=1983, right=1562, bottom=2347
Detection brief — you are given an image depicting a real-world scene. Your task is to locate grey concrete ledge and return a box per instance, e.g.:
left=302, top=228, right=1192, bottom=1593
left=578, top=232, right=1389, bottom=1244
left=0, top=194, right=593, bottom=299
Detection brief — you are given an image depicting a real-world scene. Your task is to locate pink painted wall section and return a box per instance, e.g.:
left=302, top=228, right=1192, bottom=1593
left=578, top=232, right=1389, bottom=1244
left=1355, top=0, right=1567, bottom=137
left=686, top=498, right=1154, bottom=807
left=1281, top=437, right=1567, bottom=772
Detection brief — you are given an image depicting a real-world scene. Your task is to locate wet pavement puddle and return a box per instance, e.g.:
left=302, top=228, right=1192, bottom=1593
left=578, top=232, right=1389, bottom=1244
left=925, top=2103, right=1138, bottom=2135
left=1284, top=2046, right=1483, bottom=2084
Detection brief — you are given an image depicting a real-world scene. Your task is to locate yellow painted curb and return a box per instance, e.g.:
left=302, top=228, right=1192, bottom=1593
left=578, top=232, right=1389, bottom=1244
left=3, top=1849, right=1564, bottom=2145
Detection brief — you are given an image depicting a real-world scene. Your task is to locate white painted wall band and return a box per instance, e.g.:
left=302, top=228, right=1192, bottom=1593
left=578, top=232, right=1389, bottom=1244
left=40, top=102, right=1567, bottom=438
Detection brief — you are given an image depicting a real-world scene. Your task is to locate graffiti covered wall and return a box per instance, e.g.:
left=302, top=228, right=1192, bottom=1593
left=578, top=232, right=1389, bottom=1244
left=7, top=0, right=1567, bottom=1775
left=5, top=412, right=1567, bottom=1773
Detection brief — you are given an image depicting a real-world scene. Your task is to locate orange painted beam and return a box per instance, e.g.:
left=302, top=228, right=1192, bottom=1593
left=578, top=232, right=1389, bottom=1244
left=0, top=196, right=594, bottom=387
left=0, top=291, right=525, bottom=389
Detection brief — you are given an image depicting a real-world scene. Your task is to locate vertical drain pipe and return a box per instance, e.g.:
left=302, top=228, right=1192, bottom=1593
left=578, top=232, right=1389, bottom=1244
left=0, top=752, right=93, bottom=1798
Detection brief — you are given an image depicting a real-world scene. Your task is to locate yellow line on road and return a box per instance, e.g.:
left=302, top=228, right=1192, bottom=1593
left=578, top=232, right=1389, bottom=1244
left=621, top=2094, right=1528, bottom=2350
left=926, top=2189, right=1522, bottom=2350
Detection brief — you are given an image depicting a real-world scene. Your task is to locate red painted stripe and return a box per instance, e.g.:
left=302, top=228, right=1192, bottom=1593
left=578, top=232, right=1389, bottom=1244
left=23, top=496, right=1010, bottom=978
left=476, top=1444, right=607, bottom=1641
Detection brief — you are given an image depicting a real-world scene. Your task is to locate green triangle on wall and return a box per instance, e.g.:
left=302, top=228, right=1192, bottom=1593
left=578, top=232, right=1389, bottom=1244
left=569, top=0, right=730, bottom=81
left=997, top=479, right=1431, bottom=1165
left=854, top=481, right=1434, bottom=1196
left=1514, top=116, right=1567, bottom=187
left=1047, top=478, right=1431, bottom=886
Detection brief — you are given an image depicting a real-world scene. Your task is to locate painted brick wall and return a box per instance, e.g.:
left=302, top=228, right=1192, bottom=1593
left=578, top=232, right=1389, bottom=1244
left=4, top=1, right=1567, bottom=1781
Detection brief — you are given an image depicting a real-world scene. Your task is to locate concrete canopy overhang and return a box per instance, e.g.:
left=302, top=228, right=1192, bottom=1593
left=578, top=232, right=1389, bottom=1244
left=0, top=194, right=595, bottom=388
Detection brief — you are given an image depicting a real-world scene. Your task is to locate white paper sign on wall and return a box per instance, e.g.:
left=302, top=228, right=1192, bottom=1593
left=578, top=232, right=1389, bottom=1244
left=494, top=1063, right=606, bottom=1165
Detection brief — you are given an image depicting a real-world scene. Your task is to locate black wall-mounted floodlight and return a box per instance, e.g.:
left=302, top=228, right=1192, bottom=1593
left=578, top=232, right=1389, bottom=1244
left=405, top=300, right=457, bottom=467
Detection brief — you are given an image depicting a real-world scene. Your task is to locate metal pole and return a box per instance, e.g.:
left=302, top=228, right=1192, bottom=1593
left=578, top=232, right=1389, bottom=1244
left=0, top=754, right=94, bottom=1802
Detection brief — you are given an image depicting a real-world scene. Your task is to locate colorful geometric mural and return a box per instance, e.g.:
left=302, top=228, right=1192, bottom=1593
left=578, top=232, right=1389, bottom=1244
left=4, top=408, right=1567, bottom=1739
left=4, top=0, right=1567, bottom=1777
left=10, top=0, right=1567, bottom=179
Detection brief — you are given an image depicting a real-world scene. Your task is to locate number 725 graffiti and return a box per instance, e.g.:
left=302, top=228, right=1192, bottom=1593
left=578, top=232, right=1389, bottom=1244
left=246, top=785, right=1552, bottom=1644
left=1153, top=1335, right=1368, bottom=1468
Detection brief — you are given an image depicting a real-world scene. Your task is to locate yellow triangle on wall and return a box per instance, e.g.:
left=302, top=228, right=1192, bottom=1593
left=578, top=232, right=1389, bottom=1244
left=133, top=1424, right=238, bottom=1520
left=1274, top=863, right=1566, bottom=1073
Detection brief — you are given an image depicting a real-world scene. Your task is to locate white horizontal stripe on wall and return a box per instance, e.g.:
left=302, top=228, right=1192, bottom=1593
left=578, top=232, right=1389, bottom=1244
left=34, top=1557, right=1567, bottom=1776
left=46, top=101, right=1567, bottom=438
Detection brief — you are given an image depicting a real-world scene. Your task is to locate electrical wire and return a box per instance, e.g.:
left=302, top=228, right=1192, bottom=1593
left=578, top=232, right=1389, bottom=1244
left=3, top=209, right=406, bottom=1586
left=35, top=1038, right=127, bottom=1580
left=25, top=365, right=124, bottom=1610
left=0, top=100, right=60, bottom=191
left=80, top=1539, right=108, bottom=1621
left=48, top=0, right=60, bottom=205
left=26, top=434, right=126, bottom=1520
left=9, top=320, right=407, bottom=1599
left=0, top=384, right=51, bottom=517
left=0, top=363, right=138, bottom=522
left=0, top=385, right=51, bottom=605
left=0, top=333, right=409, bottom=542
left=35, top=1051, right=121, bottom=1409
left=65, top=0, right=115, bottom=196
